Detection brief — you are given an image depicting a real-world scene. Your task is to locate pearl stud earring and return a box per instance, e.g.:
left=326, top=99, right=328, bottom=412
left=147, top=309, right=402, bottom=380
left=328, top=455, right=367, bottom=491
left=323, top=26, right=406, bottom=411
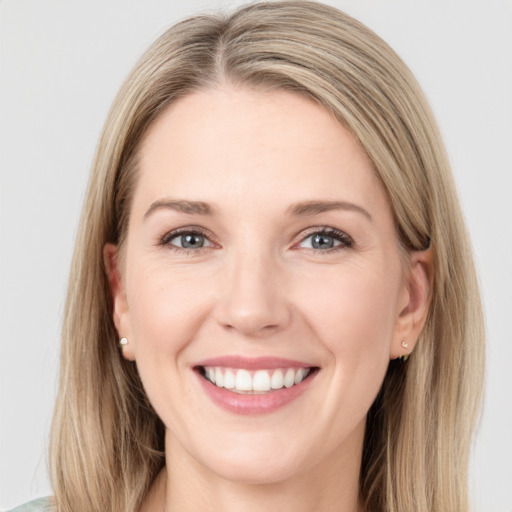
left=119, top=337, right=128, bottom=347
left=398, top=339, right=409, bottom=361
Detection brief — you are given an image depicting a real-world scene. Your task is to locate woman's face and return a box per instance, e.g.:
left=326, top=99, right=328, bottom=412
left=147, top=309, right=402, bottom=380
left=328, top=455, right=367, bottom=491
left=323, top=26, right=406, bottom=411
left=107, top=87, right=428, bottom=484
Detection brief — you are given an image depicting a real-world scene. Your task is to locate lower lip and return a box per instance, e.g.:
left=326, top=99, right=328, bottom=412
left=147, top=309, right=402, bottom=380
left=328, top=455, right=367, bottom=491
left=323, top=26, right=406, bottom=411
left=195, top=370, right=317, bottom=415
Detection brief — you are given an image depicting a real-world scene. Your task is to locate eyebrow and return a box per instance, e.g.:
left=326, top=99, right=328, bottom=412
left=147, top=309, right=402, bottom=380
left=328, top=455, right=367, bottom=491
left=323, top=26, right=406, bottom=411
left=286, top=200, right=372, bottom=221
left=143, top=198, right=372, bottom=222
left=144, top=199, right=214, bottom=219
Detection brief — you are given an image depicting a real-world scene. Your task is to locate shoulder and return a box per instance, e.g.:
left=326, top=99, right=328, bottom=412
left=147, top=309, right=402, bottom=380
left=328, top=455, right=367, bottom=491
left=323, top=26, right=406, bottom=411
left=7, top=497, right=52, bottom=512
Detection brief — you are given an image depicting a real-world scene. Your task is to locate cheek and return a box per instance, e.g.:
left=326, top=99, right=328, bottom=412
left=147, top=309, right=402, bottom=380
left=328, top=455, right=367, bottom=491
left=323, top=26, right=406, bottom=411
left=294, top=263, right=401, bottom=440
left=125, top=260, right=213, bottom=378
left=124, top=261, right=213, bottom=429
left=295, top=260, right=401, bottom=410
left=300, top=265, right=399, bottom=349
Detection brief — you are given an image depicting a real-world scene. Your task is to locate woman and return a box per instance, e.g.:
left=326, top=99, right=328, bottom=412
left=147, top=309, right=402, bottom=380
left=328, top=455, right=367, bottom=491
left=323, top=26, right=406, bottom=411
left=11, top=1, right=484, bottom=511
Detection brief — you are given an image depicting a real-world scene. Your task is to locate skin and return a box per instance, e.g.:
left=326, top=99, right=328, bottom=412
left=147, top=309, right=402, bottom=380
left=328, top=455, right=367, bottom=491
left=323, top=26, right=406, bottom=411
left=104, top=86, right=432, bottom=512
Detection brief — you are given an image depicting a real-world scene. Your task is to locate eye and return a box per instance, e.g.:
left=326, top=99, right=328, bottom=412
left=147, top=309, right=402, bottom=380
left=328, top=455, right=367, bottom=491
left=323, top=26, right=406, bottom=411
left=298, top=228, right=353, bottom=251
left=161, top=230, right=214, bottom=251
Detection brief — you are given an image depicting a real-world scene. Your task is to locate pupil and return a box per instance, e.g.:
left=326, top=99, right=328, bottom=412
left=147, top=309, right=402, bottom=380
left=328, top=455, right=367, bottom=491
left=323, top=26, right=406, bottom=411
left=312, top=233, right=334, bottom=249
left=182, top=233, right=203, bottom=249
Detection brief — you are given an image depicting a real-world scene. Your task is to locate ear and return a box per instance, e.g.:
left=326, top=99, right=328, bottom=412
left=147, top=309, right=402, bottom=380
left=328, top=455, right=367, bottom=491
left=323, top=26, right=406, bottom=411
left=103, top=243, right=135, bottom=361
left=390, top=248, right=434, bottom=359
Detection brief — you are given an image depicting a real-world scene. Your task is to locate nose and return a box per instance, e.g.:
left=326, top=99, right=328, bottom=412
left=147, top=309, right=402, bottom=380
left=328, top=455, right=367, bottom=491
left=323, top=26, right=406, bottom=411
left=214, top=249, right=292, bottom=338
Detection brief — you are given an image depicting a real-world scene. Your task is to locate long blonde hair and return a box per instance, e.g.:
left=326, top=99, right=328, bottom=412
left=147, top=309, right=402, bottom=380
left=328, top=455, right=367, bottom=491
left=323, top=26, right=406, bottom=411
left=50, top=2, right=485, bottom=511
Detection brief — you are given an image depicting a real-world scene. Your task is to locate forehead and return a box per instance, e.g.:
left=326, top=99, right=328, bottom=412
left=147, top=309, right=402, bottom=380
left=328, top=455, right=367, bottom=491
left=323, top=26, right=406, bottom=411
left=135, top=86, right=389, bottom=217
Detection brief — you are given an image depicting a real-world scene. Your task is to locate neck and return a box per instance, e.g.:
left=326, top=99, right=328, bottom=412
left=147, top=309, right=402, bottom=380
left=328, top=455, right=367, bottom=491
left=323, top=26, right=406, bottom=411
left=141, top=422, right=365, bottom=512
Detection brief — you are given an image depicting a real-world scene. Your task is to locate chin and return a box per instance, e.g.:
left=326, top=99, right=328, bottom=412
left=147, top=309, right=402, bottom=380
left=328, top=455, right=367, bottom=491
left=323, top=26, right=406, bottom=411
left=190, top=431, right=311, bottom=485
left=208, top=454, right=304, bottom=485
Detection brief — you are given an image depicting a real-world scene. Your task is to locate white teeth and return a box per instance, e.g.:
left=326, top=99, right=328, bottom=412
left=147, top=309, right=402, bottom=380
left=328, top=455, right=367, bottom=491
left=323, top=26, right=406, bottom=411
left=223, top=369, right=236, bottom=389
left=215, top=368, right=224, bottom=388
left=235, top=369, right=252, bottom=391
left=253, top=370, right=271, bottom=391
left=203, top=366, right=311, bottom=393
left=270, top=369, right=284, bottom=389
left=295, top=368, right=306, bottom=384
left=284, top=368, right=295, bottom=388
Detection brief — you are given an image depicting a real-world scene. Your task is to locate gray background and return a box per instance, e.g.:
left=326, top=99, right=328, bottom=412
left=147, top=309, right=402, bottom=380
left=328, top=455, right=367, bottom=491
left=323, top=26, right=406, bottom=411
left=1, top=1, right=511, bottom=510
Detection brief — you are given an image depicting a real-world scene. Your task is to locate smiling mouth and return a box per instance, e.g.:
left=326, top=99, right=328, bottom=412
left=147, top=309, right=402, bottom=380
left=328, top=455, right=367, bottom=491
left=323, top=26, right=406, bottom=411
left=197, top=366, right=318, bottom=394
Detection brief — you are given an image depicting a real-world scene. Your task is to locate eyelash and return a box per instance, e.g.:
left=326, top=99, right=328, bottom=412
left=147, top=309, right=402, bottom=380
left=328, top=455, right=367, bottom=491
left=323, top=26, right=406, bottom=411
left=298, top=227, right=354, bottom=252
left=158, top=226, right=354, bottom=254
left=158, top=227, right=216, bottom=255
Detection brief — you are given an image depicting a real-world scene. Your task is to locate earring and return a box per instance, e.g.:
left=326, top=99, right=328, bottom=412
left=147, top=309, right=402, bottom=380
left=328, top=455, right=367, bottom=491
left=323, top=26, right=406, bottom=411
left=119, top=337, right=128, bottom=347
left=399, top=339, right=409, bottom=361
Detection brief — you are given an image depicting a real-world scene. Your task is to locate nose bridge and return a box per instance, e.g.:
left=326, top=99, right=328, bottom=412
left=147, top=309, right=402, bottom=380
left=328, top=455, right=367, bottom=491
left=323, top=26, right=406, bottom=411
left=216, top=240, right=290, bottom=337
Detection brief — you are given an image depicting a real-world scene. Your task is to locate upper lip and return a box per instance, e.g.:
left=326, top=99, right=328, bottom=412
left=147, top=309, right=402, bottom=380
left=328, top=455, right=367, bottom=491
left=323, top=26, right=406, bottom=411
left=194, top=355, right=316, bottom=370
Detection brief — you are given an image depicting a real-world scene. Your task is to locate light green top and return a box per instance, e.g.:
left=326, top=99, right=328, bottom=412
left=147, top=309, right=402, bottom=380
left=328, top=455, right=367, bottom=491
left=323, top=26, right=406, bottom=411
left=7, top=497, right=51, bottom=512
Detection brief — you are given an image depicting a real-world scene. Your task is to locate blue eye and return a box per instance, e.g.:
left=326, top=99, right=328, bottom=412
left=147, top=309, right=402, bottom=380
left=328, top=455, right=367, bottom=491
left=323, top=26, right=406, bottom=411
left=163, top=230, right=213, bottom=250
left=160, top=227, right=352, bottom=253
left=299, top=229, right=353, bottom=251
